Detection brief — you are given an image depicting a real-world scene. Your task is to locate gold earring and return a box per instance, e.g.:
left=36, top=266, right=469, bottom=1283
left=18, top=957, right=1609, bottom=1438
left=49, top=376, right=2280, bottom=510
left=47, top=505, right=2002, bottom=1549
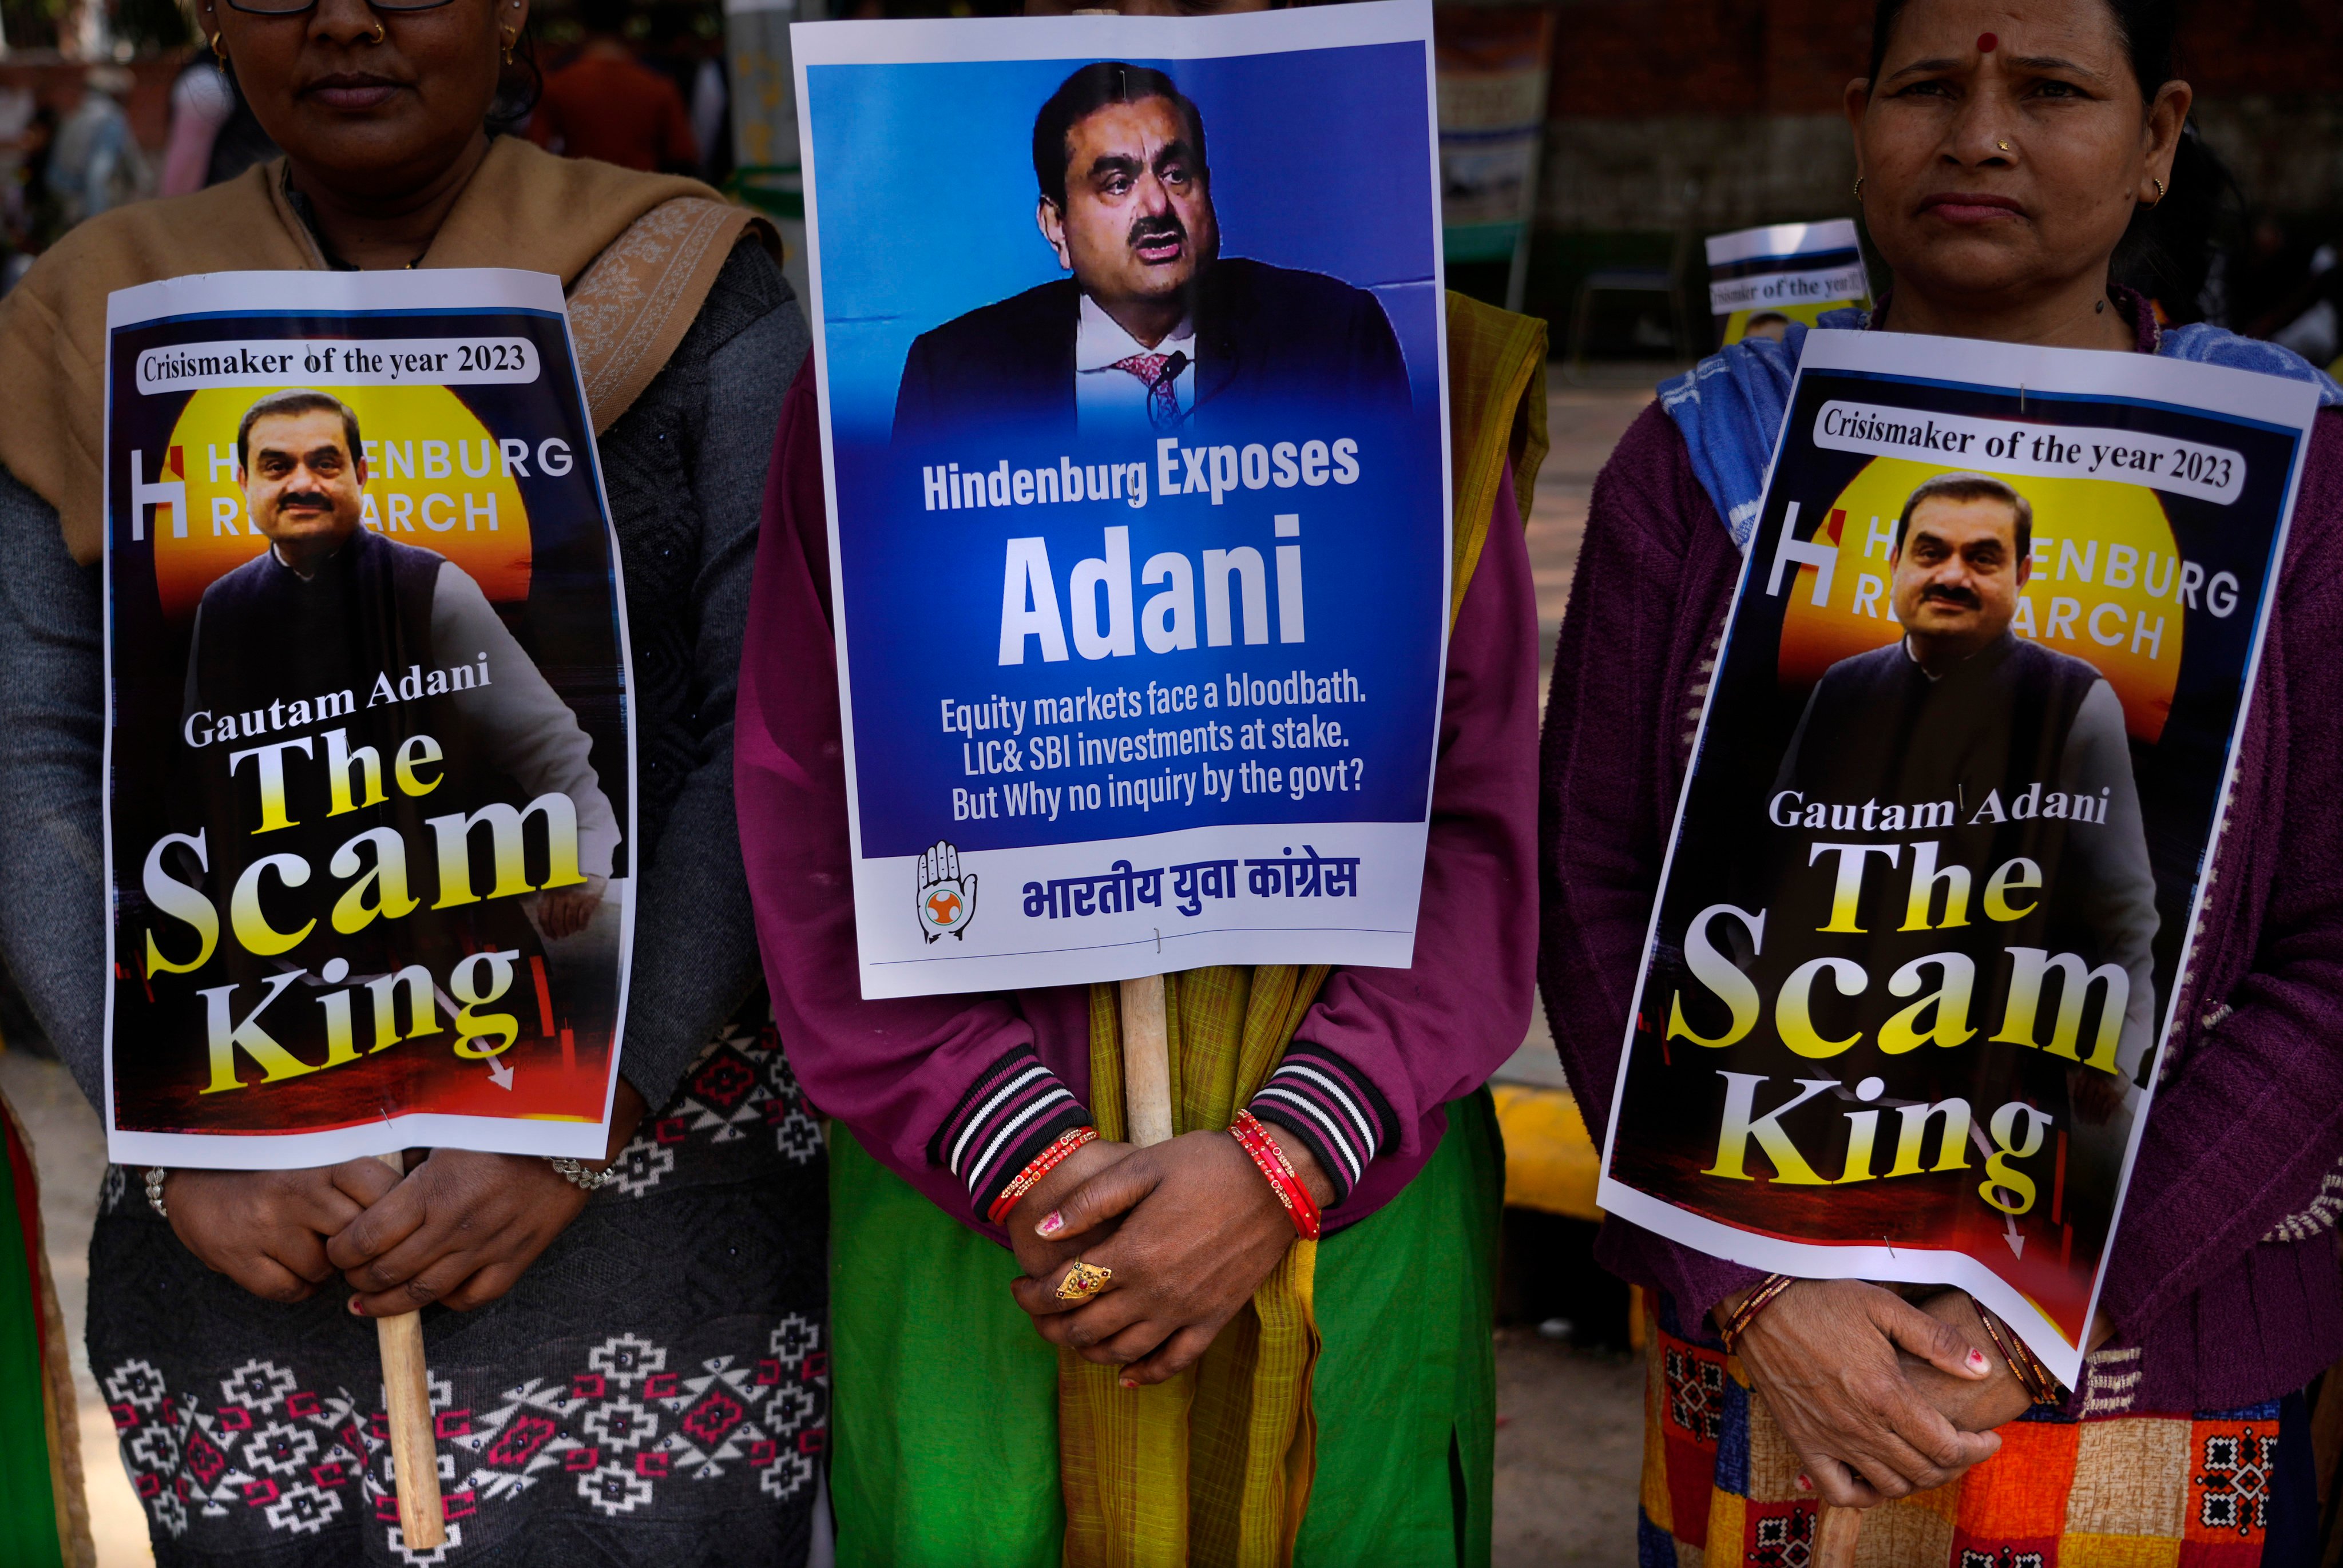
left=1853, top=176, right=1865, bottom=201
left=499, top=23, right=516, bottom=63
left=211, top=30, right=227, bottom=61
left=2148, top=175, right=2167, bottom=206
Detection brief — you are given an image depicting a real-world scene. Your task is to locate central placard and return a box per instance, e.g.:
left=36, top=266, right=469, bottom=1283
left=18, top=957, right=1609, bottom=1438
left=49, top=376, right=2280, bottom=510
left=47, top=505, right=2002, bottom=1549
left=794, top=2, right=1453, bottom=997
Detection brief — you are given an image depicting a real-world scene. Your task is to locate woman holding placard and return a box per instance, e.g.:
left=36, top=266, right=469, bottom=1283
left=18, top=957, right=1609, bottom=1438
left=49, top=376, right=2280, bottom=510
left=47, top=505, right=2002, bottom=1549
left=1543, top=0, right=2343, bottom=1560
left=0, top=0, right=827, bottom=1560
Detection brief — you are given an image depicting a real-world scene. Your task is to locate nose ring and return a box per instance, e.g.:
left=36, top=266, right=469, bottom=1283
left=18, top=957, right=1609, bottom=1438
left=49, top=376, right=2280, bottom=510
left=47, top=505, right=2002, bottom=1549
left=366, top=19, right=383, bottom=40
left=1996, top=140, right=2013, bottom=152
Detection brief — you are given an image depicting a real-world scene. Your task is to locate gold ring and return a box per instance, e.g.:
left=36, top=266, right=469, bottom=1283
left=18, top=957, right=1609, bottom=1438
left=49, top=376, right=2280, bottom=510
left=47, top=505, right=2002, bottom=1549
left=1057, top=1260, right=1112, bottom=1301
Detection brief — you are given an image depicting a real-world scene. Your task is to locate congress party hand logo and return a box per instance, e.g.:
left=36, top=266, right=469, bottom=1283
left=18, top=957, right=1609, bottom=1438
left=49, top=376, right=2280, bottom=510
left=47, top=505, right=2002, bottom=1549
left=917, top=841, right=978, bottom=944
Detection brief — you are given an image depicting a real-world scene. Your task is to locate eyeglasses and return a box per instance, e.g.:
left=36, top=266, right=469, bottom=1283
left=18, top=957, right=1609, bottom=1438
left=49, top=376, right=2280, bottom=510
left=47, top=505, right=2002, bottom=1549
left=222, top=0, right=455, bottom=15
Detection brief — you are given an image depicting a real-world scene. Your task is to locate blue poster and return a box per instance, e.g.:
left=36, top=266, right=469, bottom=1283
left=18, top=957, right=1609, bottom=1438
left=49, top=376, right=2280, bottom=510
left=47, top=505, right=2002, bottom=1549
left=794, top=2, right=1449, bottom=997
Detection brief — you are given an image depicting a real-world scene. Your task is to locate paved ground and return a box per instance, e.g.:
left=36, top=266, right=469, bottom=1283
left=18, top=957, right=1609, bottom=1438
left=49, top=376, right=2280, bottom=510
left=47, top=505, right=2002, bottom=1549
left=3, top=371, right=1666, bottom=1566
left=1494, top=1329, right=1648, bottom=1568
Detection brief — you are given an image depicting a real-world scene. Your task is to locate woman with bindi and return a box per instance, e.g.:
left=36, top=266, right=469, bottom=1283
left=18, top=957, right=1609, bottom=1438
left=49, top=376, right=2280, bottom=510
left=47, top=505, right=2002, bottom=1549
left=1543, top=0, right=2343, bottom=1559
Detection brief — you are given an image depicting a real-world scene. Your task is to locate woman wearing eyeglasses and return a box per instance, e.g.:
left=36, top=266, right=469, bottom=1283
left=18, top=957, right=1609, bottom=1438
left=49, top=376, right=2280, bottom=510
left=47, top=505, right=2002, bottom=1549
left=0, top=0, right=826, bottom=1561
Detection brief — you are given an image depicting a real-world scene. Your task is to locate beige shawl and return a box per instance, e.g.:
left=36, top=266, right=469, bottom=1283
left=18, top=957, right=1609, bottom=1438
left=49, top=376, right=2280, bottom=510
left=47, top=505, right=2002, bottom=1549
left=0, top=136, right=774, bottom=565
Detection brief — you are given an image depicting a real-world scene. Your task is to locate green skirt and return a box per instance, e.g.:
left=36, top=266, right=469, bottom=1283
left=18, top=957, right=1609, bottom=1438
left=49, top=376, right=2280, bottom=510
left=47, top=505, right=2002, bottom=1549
left=2, top=1085, right=72, bottom=1568
left=827, top=1090, right=1503, bottom=1568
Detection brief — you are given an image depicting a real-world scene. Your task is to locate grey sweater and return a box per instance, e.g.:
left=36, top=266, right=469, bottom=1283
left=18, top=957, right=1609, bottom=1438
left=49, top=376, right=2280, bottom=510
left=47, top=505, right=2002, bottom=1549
left=0, top=239, right=809, bottom=1119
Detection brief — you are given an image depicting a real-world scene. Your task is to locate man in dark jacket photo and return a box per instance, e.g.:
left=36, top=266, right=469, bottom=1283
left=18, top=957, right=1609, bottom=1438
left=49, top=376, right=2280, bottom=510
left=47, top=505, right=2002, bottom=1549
left=892, top=61, right=1412, bottom=444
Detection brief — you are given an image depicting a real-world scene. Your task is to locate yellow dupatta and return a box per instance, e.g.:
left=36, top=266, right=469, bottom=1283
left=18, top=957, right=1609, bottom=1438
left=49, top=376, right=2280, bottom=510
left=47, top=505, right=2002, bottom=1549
left=1061, top=292, right=1548, bottom=1567
left=0, top=136, right=772, bottom=566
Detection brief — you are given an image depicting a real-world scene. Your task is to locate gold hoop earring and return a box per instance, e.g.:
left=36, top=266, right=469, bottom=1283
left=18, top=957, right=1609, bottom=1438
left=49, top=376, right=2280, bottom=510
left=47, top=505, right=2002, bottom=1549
left=499, top=23, right=516, bottom=63
left=1852, top=176, right=1865, bottom=201
left=2148, top=175, right=2167, bottom=207
left=211, top=30, right=228, bottom=61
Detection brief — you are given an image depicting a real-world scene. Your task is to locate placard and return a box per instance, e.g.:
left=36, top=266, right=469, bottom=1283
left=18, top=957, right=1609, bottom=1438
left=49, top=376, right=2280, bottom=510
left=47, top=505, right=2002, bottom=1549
left=1707, top=220, right=1872, bottom=346
left=1595, top=330, right=2318, bottom=1386
left=103, top=269, right=636, bottom=1168
left=794, top=2, right=1452, bottom=997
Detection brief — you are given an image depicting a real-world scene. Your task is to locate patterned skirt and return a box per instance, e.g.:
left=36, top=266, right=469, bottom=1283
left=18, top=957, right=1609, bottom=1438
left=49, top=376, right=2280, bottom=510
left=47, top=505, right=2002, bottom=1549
left=1638, top=1293, right=2314, bottom=1567
left=87, top=1006, right=828, bottom=1567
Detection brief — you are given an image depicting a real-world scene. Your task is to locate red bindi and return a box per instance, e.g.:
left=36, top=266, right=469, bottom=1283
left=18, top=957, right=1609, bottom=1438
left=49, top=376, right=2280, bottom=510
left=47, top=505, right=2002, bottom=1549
left=1977, top=31, right=1999, bottom=51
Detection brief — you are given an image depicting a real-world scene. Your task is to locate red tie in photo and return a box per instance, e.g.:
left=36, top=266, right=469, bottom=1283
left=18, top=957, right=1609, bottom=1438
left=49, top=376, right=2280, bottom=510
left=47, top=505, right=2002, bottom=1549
left=1111, top=350, right=1188, bottom=430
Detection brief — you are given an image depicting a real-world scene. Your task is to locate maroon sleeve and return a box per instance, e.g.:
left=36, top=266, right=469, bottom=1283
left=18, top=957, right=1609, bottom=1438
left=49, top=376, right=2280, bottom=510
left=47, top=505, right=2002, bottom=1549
left=1249, top=465, right=1542, bottom=1215
left=741, top=368, right=1543, bottom=1233
left=1535, top=400, right=1769, bottom=1325
left=2096, top=410, right=2343, bottom=1340
left=734, top=368, right=1091, bottom=1234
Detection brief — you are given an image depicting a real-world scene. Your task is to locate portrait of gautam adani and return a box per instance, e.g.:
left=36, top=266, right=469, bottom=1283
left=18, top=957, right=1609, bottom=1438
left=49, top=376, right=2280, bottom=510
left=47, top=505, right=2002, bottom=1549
left=1772, top=473, right=2160, bottom=1098
left=891, top=61, right=1413, bottom=444
left=183, top=389, right=619, bottom=956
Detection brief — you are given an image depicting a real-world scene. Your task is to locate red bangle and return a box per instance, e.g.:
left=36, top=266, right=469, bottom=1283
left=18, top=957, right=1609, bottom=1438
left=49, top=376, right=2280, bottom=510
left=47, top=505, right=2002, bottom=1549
left=986, top=1126, right=1098, bottom=1225
left=1231, top=1109, right=1322, bottom=1240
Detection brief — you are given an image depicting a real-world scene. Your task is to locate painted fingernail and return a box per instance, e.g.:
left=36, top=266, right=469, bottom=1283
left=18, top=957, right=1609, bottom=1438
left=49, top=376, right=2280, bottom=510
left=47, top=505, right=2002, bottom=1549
left=1795, top=1474, right=1812, bottom=1492
left=1037, top=1211, right=1064, bottom=1236
left=1120, top=1378, right=1136, bottom=1389
left=1967, top=1349, right=1991, bottom=1373
left=347, top=1297, right=364, bottom=1317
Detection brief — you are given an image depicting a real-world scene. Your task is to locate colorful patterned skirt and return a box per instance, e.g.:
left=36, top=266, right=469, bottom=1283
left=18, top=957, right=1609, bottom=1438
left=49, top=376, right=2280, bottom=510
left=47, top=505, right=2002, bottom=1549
left=86, top=1006, right=829, bottom=1567
left=1638, top=1293, right=2316, bottom=1567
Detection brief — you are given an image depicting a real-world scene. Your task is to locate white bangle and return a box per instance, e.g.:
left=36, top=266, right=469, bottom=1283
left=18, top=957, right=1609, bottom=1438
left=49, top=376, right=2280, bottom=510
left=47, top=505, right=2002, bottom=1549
left=145, top=1167, right=171, bottom=1220
left=549, top=1157, right=619, bottom=1193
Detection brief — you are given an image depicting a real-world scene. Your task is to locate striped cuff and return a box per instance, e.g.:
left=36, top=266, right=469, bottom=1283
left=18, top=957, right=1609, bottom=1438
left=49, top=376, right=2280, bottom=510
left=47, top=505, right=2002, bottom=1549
left=927, top=1046, right=1093, bottom=1220
left=1247, top=1043, right=1394, bottom=1208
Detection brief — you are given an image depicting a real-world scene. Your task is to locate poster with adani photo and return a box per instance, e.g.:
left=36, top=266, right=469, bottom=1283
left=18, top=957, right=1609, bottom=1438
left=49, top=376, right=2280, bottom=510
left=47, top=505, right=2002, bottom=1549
left=102, top=269, right=635, bottom=1169
left=794, top=1, right=1450, bottom=998
left=1595, top=330, right=2319, bottom=1386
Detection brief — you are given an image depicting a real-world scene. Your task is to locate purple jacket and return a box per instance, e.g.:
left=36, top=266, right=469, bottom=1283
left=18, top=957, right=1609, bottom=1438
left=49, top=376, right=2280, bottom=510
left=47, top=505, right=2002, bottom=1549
left=1540, top=364, right=2343, bottom=1413
left=736, top=366, right=1540, bottom=1239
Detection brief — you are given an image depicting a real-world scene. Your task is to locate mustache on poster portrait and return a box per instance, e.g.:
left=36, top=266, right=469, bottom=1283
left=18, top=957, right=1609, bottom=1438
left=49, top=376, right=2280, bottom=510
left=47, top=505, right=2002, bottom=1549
left=273, top=489, right=336, bottom=514
left=1128, top=213, right=1187, bottom=251
left=1921, top=585, right=1981, bottom=610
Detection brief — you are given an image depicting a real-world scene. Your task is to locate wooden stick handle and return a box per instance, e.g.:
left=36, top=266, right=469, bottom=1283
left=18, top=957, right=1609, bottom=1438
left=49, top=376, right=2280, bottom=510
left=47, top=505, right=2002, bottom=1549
left=1119, top=974, right=1174, bottom=1148
left=374, top=1151, right=446, bottom=1549
left=1815, top=1503, right=1862, bottom=1568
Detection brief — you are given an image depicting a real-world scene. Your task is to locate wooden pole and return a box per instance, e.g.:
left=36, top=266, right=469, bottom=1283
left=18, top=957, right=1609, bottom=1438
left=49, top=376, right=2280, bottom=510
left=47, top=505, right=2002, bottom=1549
left=1119, top=974, right=1174, bottom=1148
left=373, top=1151, right=446, bottom=1549
left=1815, top=1503, right=1861, bottom=1567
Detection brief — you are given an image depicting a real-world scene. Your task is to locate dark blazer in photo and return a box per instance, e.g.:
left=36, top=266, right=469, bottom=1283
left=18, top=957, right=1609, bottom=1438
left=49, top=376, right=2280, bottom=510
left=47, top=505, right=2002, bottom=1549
left=891, top=256, right=1412, bottom=444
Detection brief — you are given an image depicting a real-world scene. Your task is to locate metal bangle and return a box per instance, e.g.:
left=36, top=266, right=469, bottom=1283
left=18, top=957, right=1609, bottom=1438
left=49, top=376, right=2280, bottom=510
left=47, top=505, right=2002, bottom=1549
left=1975, top=1303, right=2067, bottom=1405
left=1718, top=1273, right=1796, bottom=1354
left=145, top=1166, right=171, bottom=1220
left=550, top=1156, right=620, bottom=1193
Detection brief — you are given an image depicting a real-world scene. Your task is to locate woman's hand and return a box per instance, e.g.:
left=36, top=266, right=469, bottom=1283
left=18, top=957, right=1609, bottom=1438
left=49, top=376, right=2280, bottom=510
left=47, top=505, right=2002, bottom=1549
left=1724, top=1279, right=2003, bottom=1507
left=1007, top=1126, right=1333, bottom=1386
left=163, top=1161, right=402, bottom=1304
left=1004, top=1137, right=1135, bottom=1285
left=1898, top=1291, right=2041, bottom=1435
left=328, top=1078, right=648, bottom=1317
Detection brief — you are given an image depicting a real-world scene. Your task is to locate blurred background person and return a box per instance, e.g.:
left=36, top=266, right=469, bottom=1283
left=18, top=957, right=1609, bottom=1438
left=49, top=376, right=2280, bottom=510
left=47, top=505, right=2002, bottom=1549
left=45, top=65, right=148, bottom=230
left=157, top=51, right=280, bottom=197
left=529, top=0, right=699, bottom=173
